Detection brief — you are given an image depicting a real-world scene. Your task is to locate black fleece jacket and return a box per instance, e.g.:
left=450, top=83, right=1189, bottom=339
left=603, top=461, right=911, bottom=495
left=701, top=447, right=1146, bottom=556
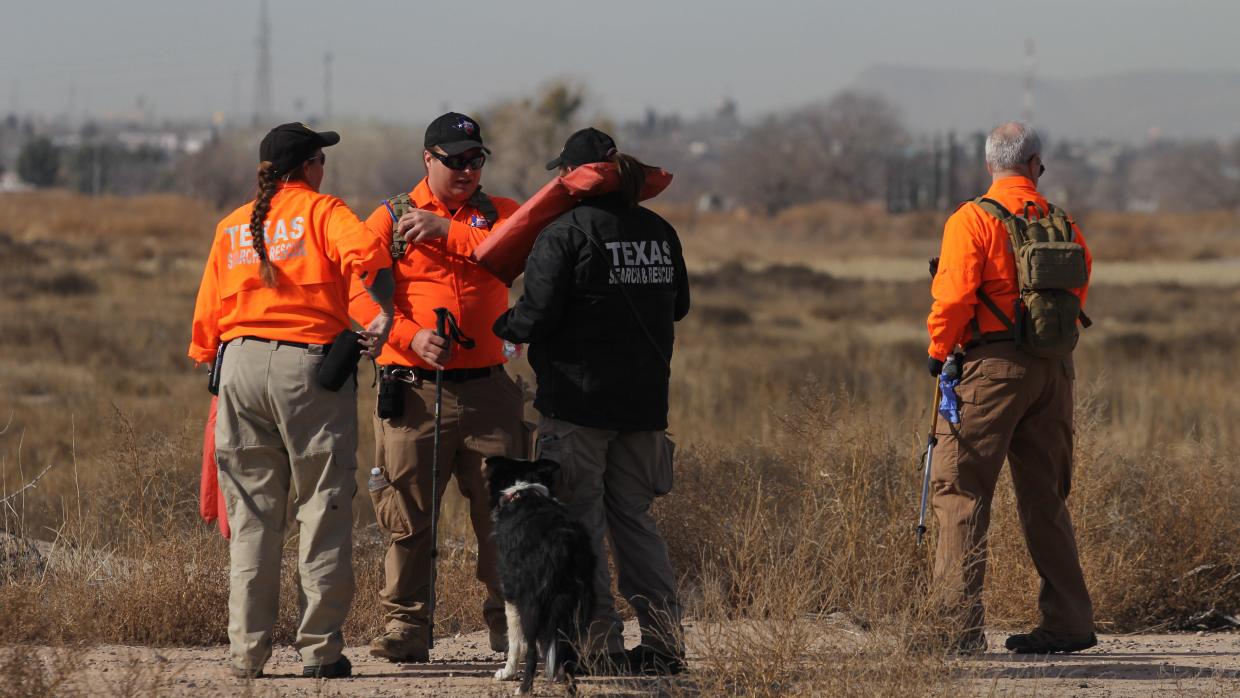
left=493, top=194, right=690, bottom=431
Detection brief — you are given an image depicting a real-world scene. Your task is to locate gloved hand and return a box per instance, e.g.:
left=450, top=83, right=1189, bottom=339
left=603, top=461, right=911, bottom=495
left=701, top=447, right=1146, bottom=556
left=928, top=355, right=961, bottom=380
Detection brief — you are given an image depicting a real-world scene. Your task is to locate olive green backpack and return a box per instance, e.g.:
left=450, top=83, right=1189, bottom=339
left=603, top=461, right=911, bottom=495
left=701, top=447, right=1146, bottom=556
left=972, top=197, right=1092, bottom=358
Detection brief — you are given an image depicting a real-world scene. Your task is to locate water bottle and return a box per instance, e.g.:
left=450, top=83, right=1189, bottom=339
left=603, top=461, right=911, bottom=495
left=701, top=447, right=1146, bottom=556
left=502, top=341, right=522, bottom=359
left=368, top=467, right=388, bottom=492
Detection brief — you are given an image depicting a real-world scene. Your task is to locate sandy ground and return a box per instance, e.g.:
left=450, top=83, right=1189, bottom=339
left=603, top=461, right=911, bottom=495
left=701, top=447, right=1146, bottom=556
left=964, top=630, right=1240, bottom=697
left=24, top=625, right=1240, bottom=697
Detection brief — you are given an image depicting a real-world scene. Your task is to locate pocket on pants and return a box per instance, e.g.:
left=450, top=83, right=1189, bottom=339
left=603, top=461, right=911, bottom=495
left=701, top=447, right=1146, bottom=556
left=538, top=424, right=576, bottom=498
left=651, top=433, right=675, bottom=497
left=371, top=484, right=410, bottom=539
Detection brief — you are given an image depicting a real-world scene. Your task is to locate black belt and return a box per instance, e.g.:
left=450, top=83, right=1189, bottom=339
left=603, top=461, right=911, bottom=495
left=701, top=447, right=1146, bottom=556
left=383, top=364, right=499, bottom=384
left=964, top=332, right=1015, bottom=351
left=239, top=336, right=323, bottom=350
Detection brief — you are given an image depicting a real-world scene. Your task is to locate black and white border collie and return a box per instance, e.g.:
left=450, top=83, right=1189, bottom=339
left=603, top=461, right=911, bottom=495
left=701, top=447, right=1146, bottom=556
left=486, top=456, right=596, bottom=695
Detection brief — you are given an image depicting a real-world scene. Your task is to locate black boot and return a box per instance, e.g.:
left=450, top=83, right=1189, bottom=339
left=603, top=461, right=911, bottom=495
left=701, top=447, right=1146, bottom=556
left=1004, top=628, right=1097, bottom=654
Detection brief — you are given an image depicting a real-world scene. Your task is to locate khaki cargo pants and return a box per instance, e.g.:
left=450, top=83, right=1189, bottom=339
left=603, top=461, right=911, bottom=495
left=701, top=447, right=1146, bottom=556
left=931, top=341, right=1095, bottom=635
left=214, top=336, right=358, bottom=673
left=538, top=416, right=682, bottom=656
left=370, top=368, right=528, bottom=643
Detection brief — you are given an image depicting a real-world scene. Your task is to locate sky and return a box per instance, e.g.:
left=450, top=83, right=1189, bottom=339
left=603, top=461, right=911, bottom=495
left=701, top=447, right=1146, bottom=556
left=2, top=0, right=1238, bottom=126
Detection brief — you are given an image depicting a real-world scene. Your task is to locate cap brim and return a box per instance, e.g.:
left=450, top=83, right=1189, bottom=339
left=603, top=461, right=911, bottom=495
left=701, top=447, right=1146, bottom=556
left=316, top=130, right=341, bottom=147
left=545, top=156, right=563, bottom=171
left=437, top=140, right=489, bottom=156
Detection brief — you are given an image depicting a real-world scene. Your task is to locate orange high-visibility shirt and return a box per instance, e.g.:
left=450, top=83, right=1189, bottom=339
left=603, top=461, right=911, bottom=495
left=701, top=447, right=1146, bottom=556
left=188, top=181, right=388, bottom=364
left=348, top=178, right=520, bottom=369
left=927, top=176, right=1093, bottom=360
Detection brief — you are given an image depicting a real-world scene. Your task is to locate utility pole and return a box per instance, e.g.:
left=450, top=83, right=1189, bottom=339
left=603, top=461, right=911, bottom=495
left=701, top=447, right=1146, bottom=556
left=1023, top=38, right=1036, bottom=125
left=254, top=0, right=273, bottom=127
left=323, top=51, right=333, bottom=124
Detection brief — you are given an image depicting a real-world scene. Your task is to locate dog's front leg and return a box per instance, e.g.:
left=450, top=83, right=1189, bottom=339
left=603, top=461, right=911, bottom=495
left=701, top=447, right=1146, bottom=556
left=494, top=602, right=524, bottom=681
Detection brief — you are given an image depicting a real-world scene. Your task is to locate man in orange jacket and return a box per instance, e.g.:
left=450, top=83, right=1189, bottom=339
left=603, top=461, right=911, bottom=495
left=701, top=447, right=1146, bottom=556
left=349, top=113, right=526, bottom=663
left=926, top=122, right=1096, bottom=655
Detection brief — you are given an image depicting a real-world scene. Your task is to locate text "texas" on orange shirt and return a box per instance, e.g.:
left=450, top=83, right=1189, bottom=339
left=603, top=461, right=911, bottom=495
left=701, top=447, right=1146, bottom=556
left=189, top=181, right=389, bottom=364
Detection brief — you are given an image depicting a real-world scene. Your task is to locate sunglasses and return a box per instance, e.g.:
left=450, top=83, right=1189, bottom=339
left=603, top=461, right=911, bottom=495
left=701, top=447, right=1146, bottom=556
left=431, top=151, right=486, bottom=171
left=306, top=153, right=326, bottom=165
left=1029, top=155, right=1045, bottom=177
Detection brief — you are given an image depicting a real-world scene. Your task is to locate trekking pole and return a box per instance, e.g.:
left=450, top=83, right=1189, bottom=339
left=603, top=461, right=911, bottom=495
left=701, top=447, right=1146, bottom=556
left=426, top=307, right=474, bottom=651
left=427, top=308, right=449, bottom=651
left=916, top=380, right=941, bottom=546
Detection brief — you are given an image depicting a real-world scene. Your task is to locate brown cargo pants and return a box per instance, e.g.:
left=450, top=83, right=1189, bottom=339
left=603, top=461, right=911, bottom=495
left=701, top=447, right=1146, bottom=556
left=931, top=341, right=1095, bottom=635
left=370, top=368, right=527, bottom=642
left=538, top=416, right=682, bottom=656
left=214, top=336, right=358, bottom=673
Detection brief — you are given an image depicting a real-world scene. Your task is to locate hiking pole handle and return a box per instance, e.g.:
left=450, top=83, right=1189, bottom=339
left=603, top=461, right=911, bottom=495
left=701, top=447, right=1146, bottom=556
left=916, top=380, right=941, bottom=546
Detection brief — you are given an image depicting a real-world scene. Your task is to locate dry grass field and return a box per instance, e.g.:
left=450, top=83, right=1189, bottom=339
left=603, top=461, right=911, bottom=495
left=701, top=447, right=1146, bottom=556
left=1, top=191, right=1239, bottom=695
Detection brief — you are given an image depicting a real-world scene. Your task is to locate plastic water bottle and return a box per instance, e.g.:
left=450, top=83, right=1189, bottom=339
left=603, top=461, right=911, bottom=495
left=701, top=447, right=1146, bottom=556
left=502, top=341, right=522, bottom=359
left=368, top=467, right=388, bottom=492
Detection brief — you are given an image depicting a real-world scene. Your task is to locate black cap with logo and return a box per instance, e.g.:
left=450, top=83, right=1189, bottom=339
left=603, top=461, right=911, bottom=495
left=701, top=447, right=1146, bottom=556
left=425, top=112, right=490, bottom=156
left=259, top=122, right=339, bottom=177
left=545, top=127, right=617, bottom=170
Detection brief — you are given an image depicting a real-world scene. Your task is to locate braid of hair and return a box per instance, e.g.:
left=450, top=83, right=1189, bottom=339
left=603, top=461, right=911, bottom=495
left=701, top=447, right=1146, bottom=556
left=251, top=161, right=279, bottom=288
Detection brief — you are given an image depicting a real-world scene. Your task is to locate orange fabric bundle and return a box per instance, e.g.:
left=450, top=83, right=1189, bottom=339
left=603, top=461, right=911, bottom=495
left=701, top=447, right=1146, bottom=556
left=199, top=396, right=230, bottom=539
left=472, top=162, right=673, bottom=284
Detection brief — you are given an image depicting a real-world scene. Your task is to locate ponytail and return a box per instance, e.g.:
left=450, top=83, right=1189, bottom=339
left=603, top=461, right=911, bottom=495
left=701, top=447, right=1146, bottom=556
left=610, top=151, right=648, bottom=208
left=251, top=161, right=279, bottom=288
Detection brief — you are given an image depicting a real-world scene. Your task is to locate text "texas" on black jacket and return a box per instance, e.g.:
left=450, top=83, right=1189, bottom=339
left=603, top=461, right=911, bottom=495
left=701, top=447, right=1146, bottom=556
left=493, top=194, right=690, bottom=431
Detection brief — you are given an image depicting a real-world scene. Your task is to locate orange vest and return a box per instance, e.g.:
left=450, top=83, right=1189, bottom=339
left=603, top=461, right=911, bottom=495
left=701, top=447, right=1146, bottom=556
left=188, top=181, right=388, bottom=364
left=348, top=178, right=519, bottom=368
left=927, top=176, right=1092, bottom=360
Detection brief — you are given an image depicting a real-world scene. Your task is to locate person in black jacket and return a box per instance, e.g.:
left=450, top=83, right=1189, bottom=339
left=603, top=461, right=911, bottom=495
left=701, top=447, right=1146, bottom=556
left=493, top=128, right=690, bottom=675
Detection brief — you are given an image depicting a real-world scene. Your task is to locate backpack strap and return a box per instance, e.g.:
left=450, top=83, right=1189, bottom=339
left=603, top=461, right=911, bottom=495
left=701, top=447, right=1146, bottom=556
left=468, top=187, right=498, bottom=227
left=384, top=193, right=415, bottom=260
left=970, top=197, right=1024, bottom=340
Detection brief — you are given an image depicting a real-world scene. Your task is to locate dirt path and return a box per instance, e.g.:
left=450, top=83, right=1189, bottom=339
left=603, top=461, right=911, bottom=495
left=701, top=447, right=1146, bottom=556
left=962, top=631, right=1240, bottom=696
left=24, top=626, right=1240, bottom=696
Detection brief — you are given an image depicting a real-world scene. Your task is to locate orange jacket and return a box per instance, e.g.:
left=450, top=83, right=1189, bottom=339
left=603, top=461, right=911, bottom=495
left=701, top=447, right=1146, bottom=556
left=348, top=178, right=520, bottom=368
left=188, top=181, right=388, bottom=364
left=927, top=176, right=1092, bottom=360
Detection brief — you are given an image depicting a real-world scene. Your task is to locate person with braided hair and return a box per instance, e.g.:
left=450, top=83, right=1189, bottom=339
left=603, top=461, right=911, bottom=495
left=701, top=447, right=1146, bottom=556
left=189, top=123, right=395, bottom=680
left=348, top=112, right=527, bottom=663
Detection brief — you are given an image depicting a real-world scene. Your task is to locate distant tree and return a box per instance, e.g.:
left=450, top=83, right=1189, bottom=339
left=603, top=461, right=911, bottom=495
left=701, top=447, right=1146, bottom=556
left=480, top=79, right=594, bottom=200
left=17, top=136, right=60, bottom=188
left=722, top=91, right=907, bottom=214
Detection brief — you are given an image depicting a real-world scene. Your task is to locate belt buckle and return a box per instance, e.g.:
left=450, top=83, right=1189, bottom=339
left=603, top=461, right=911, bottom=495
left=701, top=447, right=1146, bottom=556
left=388, top=367, right=419, bottom=385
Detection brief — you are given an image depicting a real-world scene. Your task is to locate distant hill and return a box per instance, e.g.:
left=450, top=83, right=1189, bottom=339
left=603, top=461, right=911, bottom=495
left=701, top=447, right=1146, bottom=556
left=852, top=64, right=1240, bottom=142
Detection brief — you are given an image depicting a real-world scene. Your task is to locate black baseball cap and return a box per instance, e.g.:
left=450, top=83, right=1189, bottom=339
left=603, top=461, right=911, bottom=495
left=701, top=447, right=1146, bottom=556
left=425, top=112, right=490, bottom=156
left=259, top=122, right=339, bottom=177
left=546, top=127, right=617, bottom=170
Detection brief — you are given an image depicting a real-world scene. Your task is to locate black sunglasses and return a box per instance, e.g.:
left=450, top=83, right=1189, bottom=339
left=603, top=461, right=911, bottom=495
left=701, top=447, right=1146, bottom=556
left=1029, top=155, right=1045, bottom=177
left=306, top=153, right=326, bottom=165
left=431, top=151, right=486, bottom=171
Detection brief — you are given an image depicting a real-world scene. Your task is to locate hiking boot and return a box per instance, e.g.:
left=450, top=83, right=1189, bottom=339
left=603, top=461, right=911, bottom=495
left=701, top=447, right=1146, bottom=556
left=488, top=627, right=508, bottom=653
left=626, top=645, right=687, bottom=676
left=303, top=654, right=352, bottom=679
left=1004, top=628, right=1097, bottom=654
left=369, top=628, right=430, bottom=663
